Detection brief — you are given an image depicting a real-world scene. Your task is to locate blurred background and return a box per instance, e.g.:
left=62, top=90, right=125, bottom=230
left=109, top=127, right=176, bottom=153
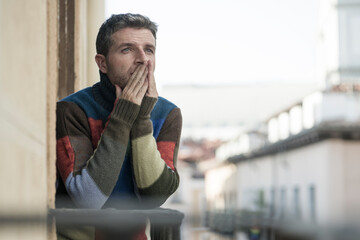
left=1, top=0, right=360, bottom=239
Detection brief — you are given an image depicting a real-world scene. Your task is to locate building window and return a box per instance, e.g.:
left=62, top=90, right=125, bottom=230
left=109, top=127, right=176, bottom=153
left=257, top=189, right=265, bottom=210
left=309, top=185, right=316, bottom=221
left=270, top=188, right=276, bottom=216
left=280, top=188, right=287, bottom=218
left=293, top=187, right=301, bottom=219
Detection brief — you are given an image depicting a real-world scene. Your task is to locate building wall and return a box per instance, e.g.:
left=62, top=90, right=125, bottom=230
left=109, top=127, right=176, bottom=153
left=341, top=141, right=360, bottom=219
left=234, top=141, right=331, bottom=222
left=205, top=139, right=360, bottom=225
left=0, top=0, right=48, bottom=239
left=316, top=0, right=339, bottom=86
left=236, top=155, right=273, bottom=212
left=276, top=141, right=330, bottom=222
left=205, top=164, right=237, bottom=211
left=0, top=1, right=105, bottom=239
left=75, top=0, right=105, bottom=91
left=316, top=0, right=360, bottom=87
left=338, top=0, right=360, bottom=79
left=86, top=0, right=105, bottom=88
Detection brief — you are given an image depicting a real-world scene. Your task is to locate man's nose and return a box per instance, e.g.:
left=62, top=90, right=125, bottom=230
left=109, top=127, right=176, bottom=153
left=135, top=49, right=148, bottom=64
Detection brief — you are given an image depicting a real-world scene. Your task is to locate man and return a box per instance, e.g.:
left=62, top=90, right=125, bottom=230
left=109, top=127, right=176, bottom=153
left=56, top=13, right=182, bottom=239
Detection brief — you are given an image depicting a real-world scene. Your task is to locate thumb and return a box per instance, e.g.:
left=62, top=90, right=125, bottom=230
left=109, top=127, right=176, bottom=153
left=115, top=84, right=122, bottom=99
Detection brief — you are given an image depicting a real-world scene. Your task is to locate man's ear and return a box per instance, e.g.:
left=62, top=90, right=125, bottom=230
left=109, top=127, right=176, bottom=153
left=95, top=54, right=107, bottom=73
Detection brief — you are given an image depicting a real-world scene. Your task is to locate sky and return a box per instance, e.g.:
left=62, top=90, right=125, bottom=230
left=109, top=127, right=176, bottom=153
left=105, top=0, right=320, bottom=87
left=105, top=0, right=322, bottom=138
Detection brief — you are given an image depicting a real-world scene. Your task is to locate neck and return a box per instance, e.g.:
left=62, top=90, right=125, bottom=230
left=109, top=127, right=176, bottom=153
left=92, top=71, right=117, bottom=112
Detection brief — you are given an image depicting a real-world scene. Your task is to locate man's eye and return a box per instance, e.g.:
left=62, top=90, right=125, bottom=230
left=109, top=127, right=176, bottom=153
left=145, top=48, right=154, bottom=54
left=121, top=48, right=130, bottom=53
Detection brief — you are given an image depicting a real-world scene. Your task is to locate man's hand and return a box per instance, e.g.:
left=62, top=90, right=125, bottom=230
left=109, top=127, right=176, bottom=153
left=146, top=61, right=158, bottom=99
left=115, top=64, right=149, bottom=105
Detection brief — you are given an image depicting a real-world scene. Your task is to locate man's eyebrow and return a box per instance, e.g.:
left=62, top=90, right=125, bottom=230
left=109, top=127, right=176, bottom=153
left=116, top=42, right=156, bottom=49
left=145, top=44, right=156, bottom=50
left=116, top=43, right=134, bottom=49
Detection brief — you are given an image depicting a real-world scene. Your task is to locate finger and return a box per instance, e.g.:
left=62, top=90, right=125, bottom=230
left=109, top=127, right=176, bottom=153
left=132, top=67, right=148, bottom=94
left=125, top=65, right=147, bottom=94
left=136, top=77, right=149, bottom=99
left=146, top=61, right=158, bottom=97
left=128, top=64, right=147, bottom=87
left=147, top=61, right=153, bottom=78
left=120, top=66, right=148, bottom=104
left=115, top=84, right=122, bottom=99
left=122, top=64, right=143, bottom=92
left=147, top=62, right=153, bottom=85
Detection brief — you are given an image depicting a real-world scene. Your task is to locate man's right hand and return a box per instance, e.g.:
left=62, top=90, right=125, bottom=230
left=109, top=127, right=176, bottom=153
left=115, top=64, right=149, bottom=105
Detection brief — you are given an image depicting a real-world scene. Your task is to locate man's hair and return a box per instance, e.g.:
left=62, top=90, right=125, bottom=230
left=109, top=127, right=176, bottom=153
left=96, top=13, right=158, bottom=56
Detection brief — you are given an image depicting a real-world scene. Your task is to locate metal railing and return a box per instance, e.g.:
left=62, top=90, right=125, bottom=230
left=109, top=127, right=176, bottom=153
left=50, top=208, right=184, bottom=240
left=0, top=208, right=184, bottom=240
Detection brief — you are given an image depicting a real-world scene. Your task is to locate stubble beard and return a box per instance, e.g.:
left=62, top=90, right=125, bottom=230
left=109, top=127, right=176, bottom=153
left=105, top=58, right=129, bottom=89
left=113, top=75, right=128, bottom=89
left=107, top=67, right=129, bottom=89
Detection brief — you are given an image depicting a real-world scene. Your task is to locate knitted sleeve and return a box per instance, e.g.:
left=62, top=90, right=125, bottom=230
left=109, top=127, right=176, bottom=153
left=56, top=99, right=139, bottom=209
left=131, top=96, right=182, bottom=207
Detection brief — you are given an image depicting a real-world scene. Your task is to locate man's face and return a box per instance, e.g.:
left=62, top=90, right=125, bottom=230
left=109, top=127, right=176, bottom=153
left=103, top=27, right=156, bottom=88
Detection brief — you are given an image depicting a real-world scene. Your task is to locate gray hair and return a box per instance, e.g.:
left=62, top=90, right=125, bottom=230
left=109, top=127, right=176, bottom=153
left=96, top=13, right=158, bottom=56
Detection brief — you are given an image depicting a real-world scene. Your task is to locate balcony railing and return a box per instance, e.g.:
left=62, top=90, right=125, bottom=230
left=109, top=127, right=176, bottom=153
left=0, top=208, right=184, bottom=240
left=206, top=210, right=360, bottom=240
left=50, top=208, right=184, bottom=240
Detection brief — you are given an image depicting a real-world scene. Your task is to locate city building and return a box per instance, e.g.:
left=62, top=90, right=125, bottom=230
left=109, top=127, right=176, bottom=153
left=202, top=0, right=360, bottom=238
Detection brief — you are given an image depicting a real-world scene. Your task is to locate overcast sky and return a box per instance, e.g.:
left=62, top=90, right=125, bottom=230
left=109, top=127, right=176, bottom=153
left=105, top=0, right=322, bottom=138
left=106, top=0, right=320, bottom=87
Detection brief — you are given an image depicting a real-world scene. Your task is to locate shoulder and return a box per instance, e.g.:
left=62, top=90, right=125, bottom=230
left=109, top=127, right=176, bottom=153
left=58, top=88, right=93, bottom=117
left=151, top=97, right=182, bottom=139
left=151, top=96, right=180, bottom=119
left=60, top=87, right=94, bottom=108
left=157, top=96, right=177, bottom=108
left=59, top=87, right=108, bottom=119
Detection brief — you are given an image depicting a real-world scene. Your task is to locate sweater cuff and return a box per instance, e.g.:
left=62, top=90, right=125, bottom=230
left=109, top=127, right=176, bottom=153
left=138, top=96, right=158, bottom=117
left=112, top=98, right=140, bottom=125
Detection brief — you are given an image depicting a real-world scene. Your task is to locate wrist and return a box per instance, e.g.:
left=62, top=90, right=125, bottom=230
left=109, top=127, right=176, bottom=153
left=112, top=98, right=140, bottom=125
left=138, top=96, right=157, bottom=117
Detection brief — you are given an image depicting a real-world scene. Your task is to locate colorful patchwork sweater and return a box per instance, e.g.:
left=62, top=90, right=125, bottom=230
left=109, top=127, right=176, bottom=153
left=55, top=73, right=182, bottom=238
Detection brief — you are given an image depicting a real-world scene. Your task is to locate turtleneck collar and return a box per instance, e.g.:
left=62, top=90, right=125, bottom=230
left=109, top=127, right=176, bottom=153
left=93, top=71, right=117, bottom=112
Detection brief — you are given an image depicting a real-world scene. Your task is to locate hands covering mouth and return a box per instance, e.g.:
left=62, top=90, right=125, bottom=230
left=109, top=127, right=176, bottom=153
left=115, top=60, right=157, bottom=105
